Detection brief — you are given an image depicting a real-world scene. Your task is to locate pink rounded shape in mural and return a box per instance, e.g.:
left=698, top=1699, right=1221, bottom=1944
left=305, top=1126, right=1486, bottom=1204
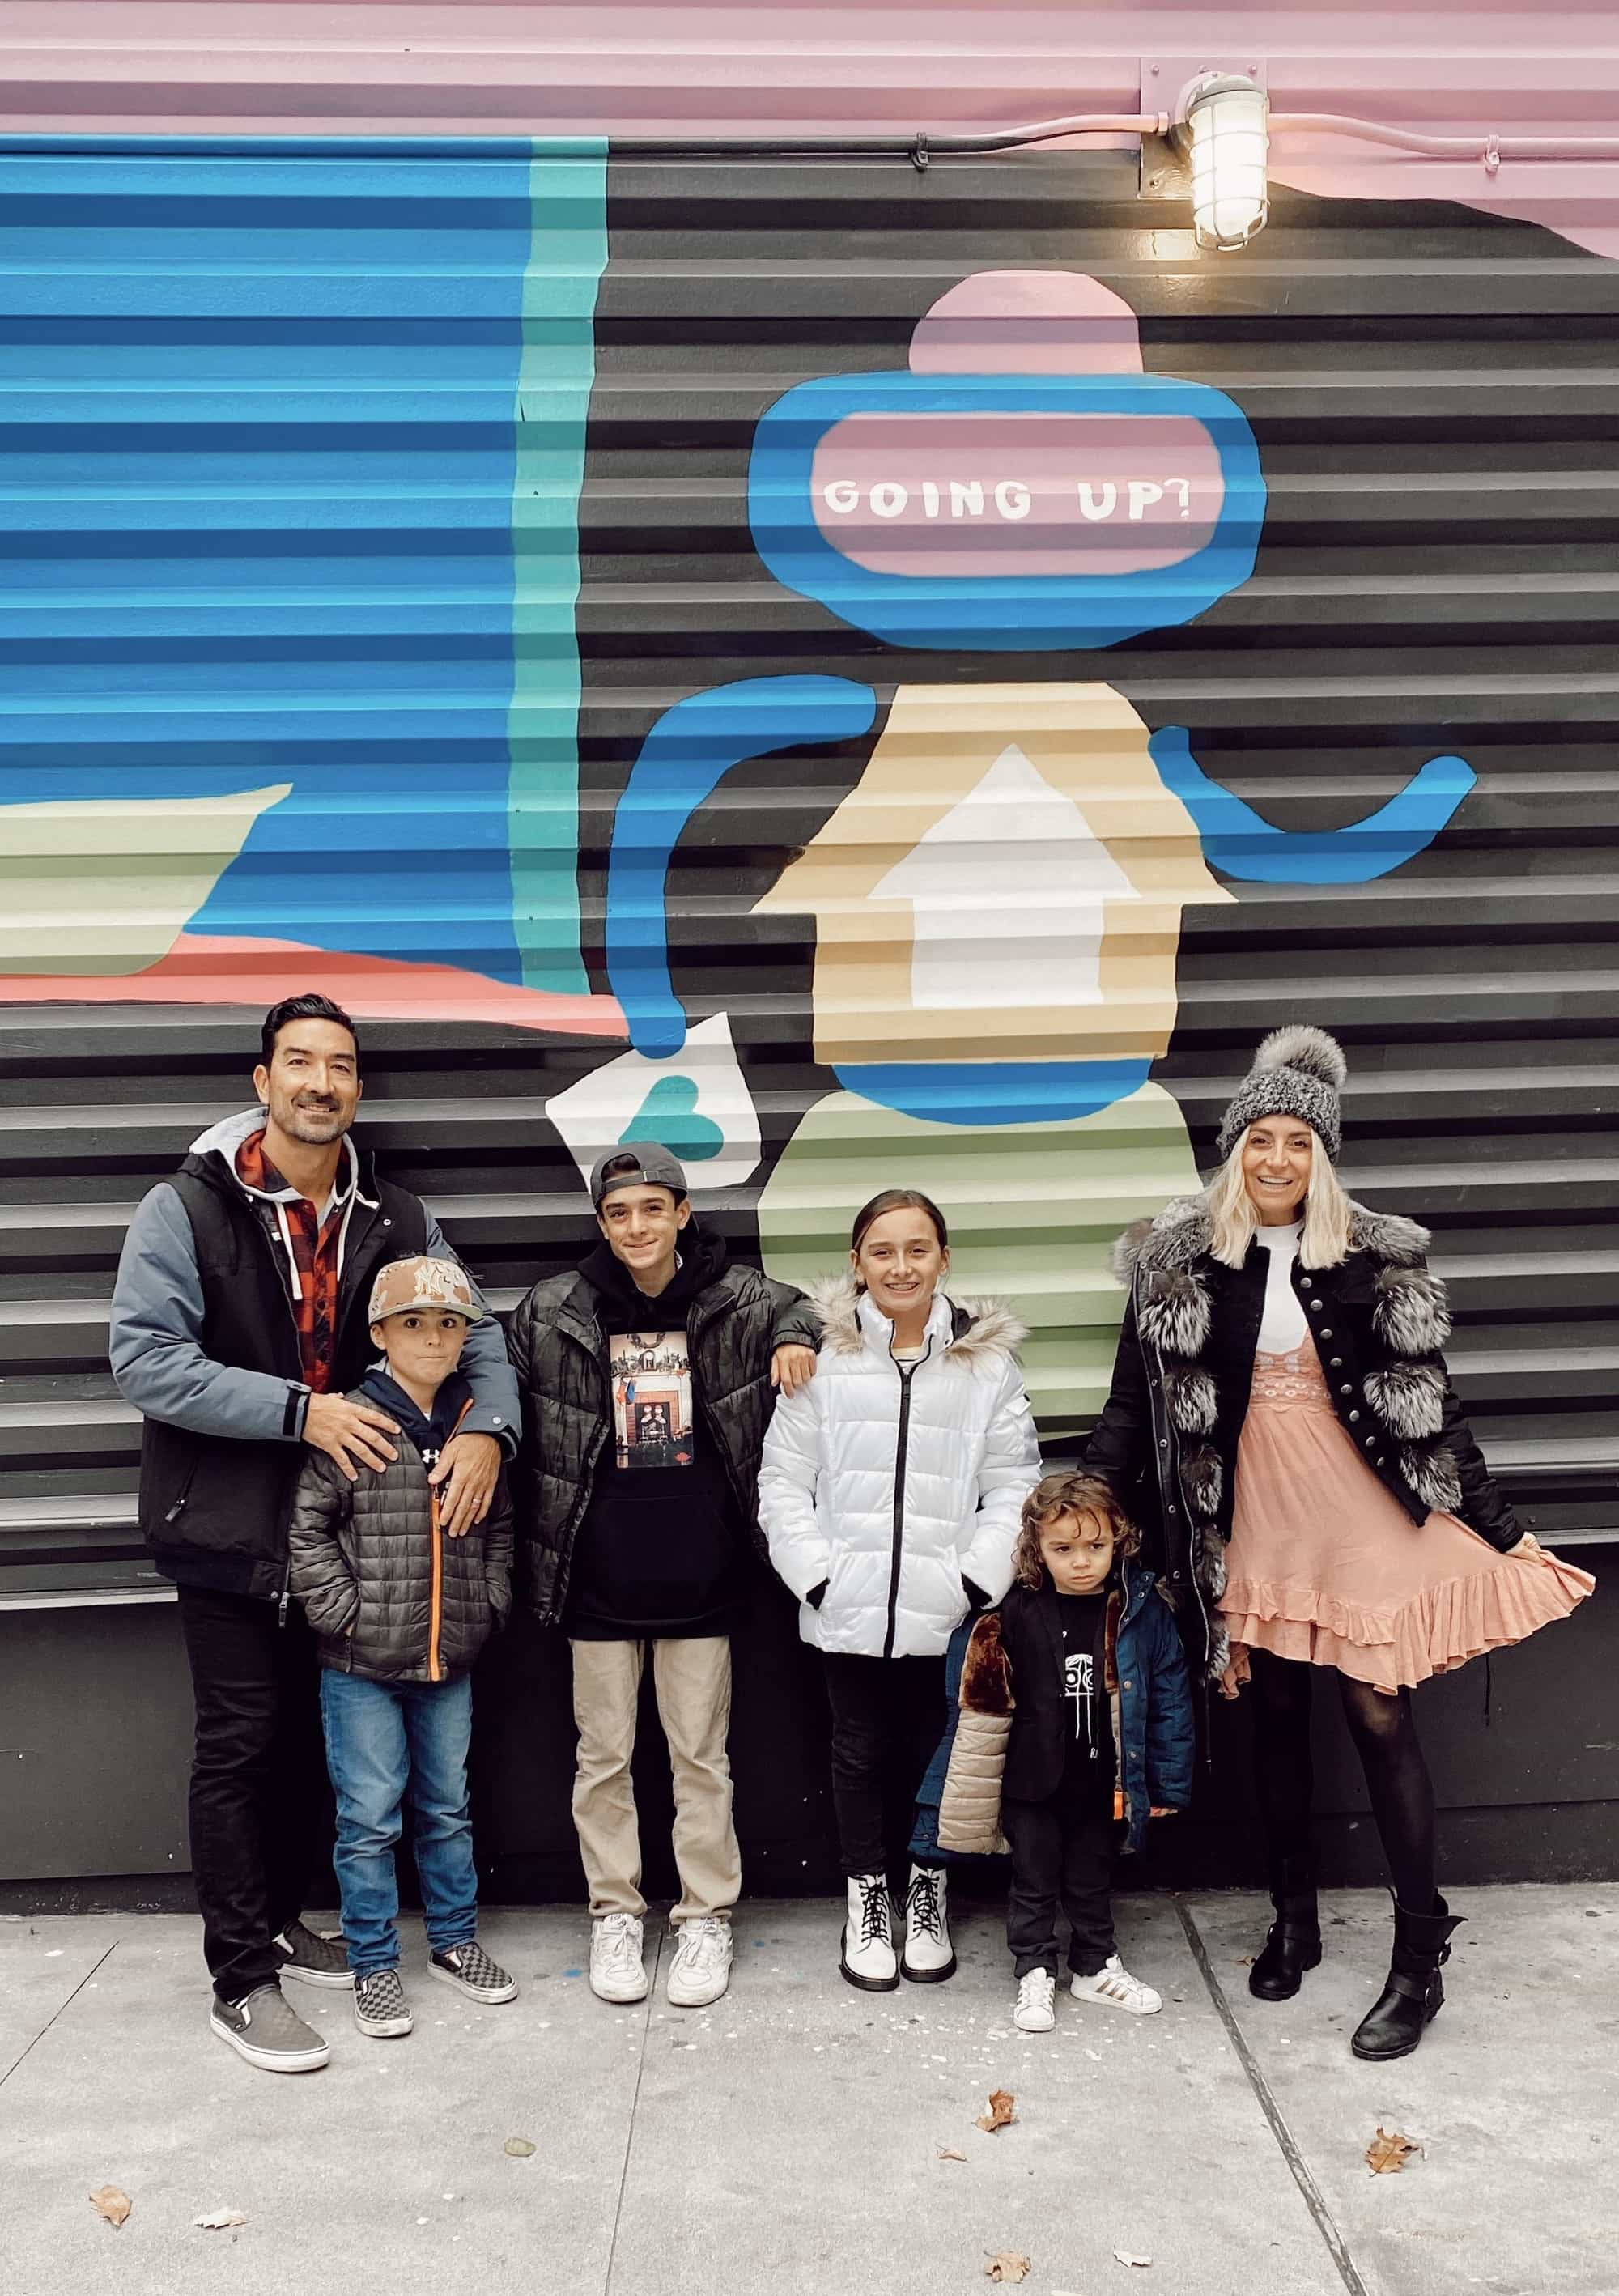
left=908, top=270, right=1145, bottom=376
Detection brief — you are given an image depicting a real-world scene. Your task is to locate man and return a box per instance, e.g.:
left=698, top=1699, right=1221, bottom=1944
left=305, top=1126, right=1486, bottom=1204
left=109, top=993, right=519, bottom=2073
left=508, top=1145, right=817, bottom=2009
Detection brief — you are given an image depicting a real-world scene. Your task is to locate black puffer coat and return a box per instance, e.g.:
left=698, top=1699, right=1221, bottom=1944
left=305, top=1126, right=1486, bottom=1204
left=287, top=1392, right=513, bottom=1682
left=507, top=1224, right=818, bottom=1624
left=1084, top=1193, right=1520, bottom=1681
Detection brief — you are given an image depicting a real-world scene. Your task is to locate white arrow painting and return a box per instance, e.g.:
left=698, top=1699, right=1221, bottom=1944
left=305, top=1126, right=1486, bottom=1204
left=872, top=743, right=1137, bottom=1010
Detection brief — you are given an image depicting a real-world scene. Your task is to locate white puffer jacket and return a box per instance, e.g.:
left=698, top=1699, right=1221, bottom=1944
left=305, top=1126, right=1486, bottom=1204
left=758, top=1278, right=1041, bottom=1659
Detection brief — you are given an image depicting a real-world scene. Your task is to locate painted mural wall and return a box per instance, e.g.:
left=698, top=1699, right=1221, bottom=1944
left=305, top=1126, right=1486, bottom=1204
left=2, top=131, right=1615, bottom=1886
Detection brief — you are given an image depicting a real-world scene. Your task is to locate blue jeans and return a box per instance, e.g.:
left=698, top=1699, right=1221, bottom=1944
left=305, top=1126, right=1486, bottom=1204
left=319, top=1669, right=479, bottom=1977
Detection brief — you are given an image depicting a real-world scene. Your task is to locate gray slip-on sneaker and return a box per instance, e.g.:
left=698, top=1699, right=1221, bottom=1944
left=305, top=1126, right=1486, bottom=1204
left=210, top=1983, right=330, bottom=2073
left=428, top=1941, right=517, bottom=2004
left=274, top=1919, right=353, bottom=1988
left=354, top=1968, right=414, bottom=2038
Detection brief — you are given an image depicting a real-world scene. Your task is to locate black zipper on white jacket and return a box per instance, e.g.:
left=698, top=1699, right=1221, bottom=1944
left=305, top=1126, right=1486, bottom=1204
left=880, top=1327, right=936, bottom=1660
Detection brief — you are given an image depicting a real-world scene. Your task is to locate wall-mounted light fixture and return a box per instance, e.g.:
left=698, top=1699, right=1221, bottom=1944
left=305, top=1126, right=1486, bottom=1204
left=1181, top=73, right=1270, bottom=249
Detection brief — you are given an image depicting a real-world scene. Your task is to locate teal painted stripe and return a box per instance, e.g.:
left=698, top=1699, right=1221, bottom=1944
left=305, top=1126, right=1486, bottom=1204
left=509, top=138, right=607, bottom=997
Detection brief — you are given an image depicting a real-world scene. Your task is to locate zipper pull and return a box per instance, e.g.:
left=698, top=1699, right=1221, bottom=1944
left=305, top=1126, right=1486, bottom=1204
left=163, top=1495, right=188, bottom=1525
left=277, top=1567, right=291, bottom=1628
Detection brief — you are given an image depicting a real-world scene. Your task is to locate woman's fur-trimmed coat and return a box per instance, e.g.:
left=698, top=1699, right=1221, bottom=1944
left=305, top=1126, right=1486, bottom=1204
left=1083, top=1193, right=1521, bottom=1682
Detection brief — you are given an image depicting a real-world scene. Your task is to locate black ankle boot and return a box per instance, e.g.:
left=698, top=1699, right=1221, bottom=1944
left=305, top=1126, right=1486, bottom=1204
left=1248, top=1854, right=1321, bottom=2002
left=1350, top=1891, right=1464, bottom=2061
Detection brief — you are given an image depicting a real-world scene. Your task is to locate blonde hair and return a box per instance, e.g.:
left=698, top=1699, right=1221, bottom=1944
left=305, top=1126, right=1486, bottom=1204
left=1013, top=1473, right=1141, bottom=1590
left=1206, top=1125, right=1352, bottom=1271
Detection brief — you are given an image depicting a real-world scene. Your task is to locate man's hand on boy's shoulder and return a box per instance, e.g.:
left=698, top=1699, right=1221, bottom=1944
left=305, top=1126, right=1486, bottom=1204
left=430, top=1431, right=503, bottom=1537
left=771, top=1344, right=818, bottom=1399
left=303, top=1392, right=399, bottom=1481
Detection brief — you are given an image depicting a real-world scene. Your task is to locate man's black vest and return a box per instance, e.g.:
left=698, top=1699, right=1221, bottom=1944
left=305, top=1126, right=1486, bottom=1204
left=139, top=1148, right=427, bottom=1597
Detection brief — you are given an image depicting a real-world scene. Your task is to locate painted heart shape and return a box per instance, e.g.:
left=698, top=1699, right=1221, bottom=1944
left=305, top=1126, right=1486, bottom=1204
left=621, top=1073, right=725, bottom=1162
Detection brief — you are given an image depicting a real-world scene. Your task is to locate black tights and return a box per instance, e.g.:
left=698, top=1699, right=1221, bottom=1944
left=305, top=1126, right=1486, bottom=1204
left=1247, top=1648, right=1438, bottom=1910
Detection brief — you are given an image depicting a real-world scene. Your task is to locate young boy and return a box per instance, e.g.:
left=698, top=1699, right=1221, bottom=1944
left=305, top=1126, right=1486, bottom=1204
left=937, top=1471, right=1195, bottom=2033
left=288, top=1256, right=517, bottom=2039
left=508, top=1145, right=818, bottom=2010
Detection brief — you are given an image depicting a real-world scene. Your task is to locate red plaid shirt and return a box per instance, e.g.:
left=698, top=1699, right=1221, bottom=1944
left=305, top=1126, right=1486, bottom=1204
left=236, top=1130, right=348, bottom=1392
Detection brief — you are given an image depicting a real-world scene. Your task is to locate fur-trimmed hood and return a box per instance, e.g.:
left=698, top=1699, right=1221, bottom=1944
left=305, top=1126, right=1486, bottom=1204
left=807, top=1272, right=1028, bottom=1369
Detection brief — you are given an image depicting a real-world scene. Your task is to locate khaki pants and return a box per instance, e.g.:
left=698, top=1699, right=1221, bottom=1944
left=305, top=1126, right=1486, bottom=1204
left=568, top=1635, right=742, bottom=1923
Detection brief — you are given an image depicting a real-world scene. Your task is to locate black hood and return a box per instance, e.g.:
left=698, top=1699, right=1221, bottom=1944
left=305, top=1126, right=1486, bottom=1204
left=579, top=1218, right=728, bottom=1322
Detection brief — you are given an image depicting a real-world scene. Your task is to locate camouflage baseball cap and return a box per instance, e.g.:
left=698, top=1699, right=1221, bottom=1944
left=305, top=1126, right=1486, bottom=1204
left=367, top=1256, right=484, bottom=1325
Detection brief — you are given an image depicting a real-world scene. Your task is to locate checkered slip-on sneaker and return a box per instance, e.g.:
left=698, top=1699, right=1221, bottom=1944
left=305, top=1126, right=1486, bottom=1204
left=428, top=1941, right=518, bottom=2004
left=274, top=1920, right=352, bottom=1989
left=354, top=1967, right=414, bottom=2038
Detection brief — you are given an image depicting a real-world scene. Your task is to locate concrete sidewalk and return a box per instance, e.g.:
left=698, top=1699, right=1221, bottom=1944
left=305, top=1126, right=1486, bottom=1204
left=2, top=1886, right=1613, bottom=2296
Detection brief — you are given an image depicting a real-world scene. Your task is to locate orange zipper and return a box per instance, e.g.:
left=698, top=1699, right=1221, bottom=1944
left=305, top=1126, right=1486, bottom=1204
left=427, top=1397, right=477, bottom=1684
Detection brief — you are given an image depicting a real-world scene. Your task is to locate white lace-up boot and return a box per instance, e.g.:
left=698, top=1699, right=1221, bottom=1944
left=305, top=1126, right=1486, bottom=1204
left=666, top=1915, right=733, bottom=2008
left=1070, top=1954, right=1162, bottom=2016
left=1013, top=1967, right=1056, bottom=2033
left=900, top=1864, right=957, bottom=1983
left=589, top=1912, right=648, bottom=2004
left=839, top=1873, right=899, bottom=1991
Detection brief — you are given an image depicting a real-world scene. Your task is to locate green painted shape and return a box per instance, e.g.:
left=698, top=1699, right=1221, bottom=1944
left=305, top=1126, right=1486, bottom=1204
left=620, top=1074, right=726, bottom=1163
left=756, top=1081, right=1202, bottom=1439
left=508, top=140, right=607, bottom=997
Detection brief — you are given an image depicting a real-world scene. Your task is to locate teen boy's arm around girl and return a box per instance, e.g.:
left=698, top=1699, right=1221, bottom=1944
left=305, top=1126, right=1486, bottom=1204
left=756, top=1188, right=1042, bottom=1992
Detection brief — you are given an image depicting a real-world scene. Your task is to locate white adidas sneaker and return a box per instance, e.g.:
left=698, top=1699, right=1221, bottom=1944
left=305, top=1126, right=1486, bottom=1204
left=1070, top=1955, right=1162, bottom=2016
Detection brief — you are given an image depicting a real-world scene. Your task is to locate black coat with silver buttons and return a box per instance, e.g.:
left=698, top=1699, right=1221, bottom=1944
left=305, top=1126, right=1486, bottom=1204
left=1082, top=1193, right=1520, bottom=1682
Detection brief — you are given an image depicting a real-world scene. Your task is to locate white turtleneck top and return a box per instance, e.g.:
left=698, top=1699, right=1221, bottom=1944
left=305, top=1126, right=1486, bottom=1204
left=1254, top=1220, right=1308, bottom=1354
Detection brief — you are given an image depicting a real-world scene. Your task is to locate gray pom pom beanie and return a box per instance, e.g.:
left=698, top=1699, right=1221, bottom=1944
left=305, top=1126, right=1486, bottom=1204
left=1215, top=1026, right=1349, bottom=1163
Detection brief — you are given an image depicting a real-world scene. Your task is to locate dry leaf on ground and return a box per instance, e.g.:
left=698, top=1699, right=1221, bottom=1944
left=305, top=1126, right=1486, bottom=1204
left=194, top=2209, right=248, bottom=2230
left=936, top=2145, right=968, bottom=2162
left=975, top=2088, right=1017, bottom=2133
left=89, top=2186, right=131, bottom=2230
left=1114, top=2251, right=1154, bottom=2268
left=1366, top=2127, right=1421, bottom=2175
left=504, top=2137, right=537, bottom=2158
left=984, top=2252, right=1031, bottom=2283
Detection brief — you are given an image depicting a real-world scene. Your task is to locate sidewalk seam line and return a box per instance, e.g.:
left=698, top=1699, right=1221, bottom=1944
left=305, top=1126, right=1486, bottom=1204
left=0, top=1938, right=121, bottom=2090
left=1175, top=1898, right=1372, bottom=2296
left=602, top=1921, right=664, bottom=2296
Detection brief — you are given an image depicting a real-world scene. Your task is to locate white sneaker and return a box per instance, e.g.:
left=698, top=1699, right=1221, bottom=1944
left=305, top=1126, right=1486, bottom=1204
left=666, top=1915, right=733, bottom=2008
left=1013, top=1967, right=1056, bottom=2033
left=900, top=1864, right=957, bottom=1983
left=589, top=1912, right=648, bottom=2005
left=1071, top=1954, right=1162, bottom=2016
left=840, top=1873, right=899, bottom=1992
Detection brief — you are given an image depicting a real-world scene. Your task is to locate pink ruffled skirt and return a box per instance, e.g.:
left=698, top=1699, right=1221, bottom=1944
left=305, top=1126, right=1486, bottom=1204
left=1220, top=1342, right=1593, bottom=1696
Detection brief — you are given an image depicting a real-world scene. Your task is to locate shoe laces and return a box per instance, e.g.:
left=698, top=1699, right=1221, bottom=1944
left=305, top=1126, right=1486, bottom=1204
left=1092, top=1958, right=1150, bottom=2005
left=596, top=1915, right=643, bottom=1972
left=1017, top=1969, right=1054, bottom=2010
left=855, top=1876, right=892, bottom=1947
left=907, top=1869, right=944, bottom=1940
left=674, top=1918, right=729, bottom=1972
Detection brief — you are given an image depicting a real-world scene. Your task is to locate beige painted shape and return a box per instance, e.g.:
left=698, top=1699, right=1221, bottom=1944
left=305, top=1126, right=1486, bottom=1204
left=0, top=783, right=293, bottom=976
left=754, top=683, right=1232, bottom=1067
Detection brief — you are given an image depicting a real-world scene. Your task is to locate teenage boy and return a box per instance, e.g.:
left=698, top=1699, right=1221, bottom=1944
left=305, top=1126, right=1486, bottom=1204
left=508, top=1145, right=818, bottom=2009
left=109, top=994, right=519, bottom=2073
left=289, top=1256, right=517, bottom=2042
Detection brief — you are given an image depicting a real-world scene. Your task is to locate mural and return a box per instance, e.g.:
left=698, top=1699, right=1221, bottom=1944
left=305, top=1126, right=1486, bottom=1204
left=0, top=172, right=1486, bottom=1430
left=591, top=273, right=1476, bottom=1425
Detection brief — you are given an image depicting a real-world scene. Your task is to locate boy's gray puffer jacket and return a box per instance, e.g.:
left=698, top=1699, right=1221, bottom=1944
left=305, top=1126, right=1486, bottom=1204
left=287, top=1389, right=514, bottom=1683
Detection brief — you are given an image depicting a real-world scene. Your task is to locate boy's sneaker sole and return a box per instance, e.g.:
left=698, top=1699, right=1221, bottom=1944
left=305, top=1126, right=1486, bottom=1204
left=355, top=2001, right=414, bottom=2039
left=209, top=2007, right=330, bottom=2073
left=428, top=1960, right=518, bottom=2005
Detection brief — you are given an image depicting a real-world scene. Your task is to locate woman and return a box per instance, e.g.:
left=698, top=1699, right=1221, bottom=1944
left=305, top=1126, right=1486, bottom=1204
left=758, top=1188, right=1041, bottom=1992
left=1086, top=1027, right=1591, bottom=2060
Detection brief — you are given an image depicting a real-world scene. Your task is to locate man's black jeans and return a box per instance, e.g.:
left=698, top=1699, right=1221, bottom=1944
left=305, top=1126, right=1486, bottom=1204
left=175, top=1582, right=331, bottom=2004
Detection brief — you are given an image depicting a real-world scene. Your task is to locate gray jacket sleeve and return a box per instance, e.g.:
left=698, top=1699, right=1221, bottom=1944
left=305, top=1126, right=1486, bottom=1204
left=423, top=1214, right=520, bottom=1455
left=108, top=1182, right=310, bottom=1443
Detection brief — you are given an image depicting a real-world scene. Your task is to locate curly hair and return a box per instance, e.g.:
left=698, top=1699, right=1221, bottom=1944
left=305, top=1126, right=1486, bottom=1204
left=1013, top=1471, right=1140, bottom=1591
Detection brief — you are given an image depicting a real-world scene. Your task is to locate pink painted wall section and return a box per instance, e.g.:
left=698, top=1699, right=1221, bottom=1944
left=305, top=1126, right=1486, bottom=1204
left=1, top=2, right=1617, bottom=256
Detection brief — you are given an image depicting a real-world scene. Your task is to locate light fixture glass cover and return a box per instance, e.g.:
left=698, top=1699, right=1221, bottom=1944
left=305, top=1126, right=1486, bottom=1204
left=1187, top=74, right=1269, bottom=250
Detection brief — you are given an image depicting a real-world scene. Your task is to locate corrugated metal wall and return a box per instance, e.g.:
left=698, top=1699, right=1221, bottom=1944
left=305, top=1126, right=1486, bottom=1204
left=1, top=147, right=1616, bottom=1616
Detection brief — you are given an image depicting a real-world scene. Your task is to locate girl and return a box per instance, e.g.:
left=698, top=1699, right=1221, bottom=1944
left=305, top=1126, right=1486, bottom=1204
left=938, top=1473, right=1195, bottom=2033
left=1086, top=1026, right=1592, bottom=2060
left=758, top=1188, right=1041, bottom=1991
